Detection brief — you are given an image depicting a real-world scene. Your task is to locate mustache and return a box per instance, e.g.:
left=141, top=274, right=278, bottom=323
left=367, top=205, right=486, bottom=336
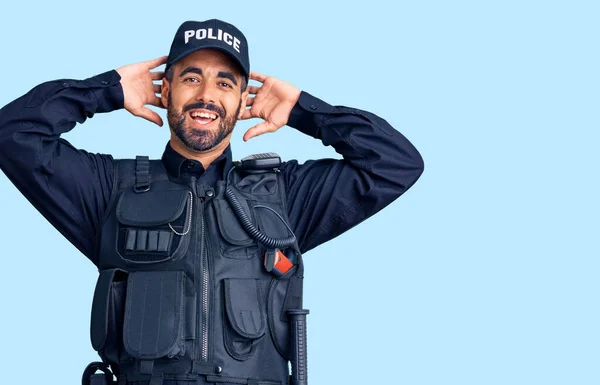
left=183, top=102, right=225, bottom=119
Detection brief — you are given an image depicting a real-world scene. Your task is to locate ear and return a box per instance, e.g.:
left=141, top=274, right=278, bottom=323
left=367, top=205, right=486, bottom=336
left=161, top=78, right=170, bottom=108
left=237, top=88, right=250, bottom=120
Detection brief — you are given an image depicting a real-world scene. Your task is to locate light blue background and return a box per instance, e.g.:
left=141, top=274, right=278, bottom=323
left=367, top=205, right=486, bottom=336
left=0, top=1, right=598, bottom=384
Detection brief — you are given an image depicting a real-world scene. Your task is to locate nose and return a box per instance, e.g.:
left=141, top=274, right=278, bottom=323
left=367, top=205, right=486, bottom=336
left=194, top=81, right=217, bottom=104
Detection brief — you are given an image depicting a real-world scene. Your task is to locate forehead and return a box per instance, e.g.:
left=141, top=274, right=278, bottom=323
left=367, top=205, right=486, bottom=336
left=175, top=49, right=243, bottom=76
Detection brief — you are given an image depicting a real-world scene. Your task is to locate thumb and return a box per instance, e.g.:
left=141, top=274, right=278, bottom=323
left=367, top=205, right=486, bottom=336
left=133, top=107, right=164, bottom=127
left=243, top=121, right=275, bottom=141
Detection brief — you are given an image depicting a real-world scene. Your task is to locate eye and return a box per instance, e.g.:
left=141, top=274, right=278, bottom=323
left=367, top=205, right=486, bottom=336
left=184, top=77, right=200, bottom=83
left=219, top=82, right=233, bottom=89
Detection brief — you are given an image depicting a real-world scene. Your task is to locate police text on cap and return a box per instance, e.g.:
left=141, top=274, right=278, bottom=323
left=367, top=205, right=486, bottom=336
left=184, top=28, right=242, bottom=53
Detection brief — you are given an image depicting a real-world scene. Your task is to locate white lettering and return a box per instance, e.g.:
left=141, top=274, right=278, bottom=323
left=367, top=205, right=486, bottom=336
left=208, top=28, right=218, bottom=39
left=184, top=28, right=242, bottom=53
left=223, top=32, right=233, bottom=45
left=184, top=30, right=195, bottom=44
left=196, top=29, right=207, bottom=40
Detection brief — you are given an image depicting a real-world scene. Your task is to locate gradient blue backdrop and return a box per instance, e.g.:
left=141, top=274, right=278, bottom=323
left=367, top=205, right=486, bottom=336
left=0, top=1, right=598, bottom=384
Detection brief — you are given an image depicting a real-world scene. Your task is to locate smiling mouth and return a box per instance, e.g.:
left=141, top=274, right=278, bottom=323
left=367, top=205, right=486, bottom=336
left=189, top=110, right=219, bottom=125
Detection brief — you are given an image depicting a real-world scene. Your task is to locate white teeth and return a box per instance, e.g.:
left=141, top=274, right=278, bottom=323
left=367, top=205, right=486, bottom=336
left=191, top=111, right=217, bottom=120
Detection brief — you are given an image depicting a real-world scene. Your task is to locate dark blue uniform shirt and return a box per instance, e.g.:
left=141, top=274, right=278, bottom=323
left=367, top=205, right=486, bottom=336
left=0, top=70, right=424, bottom=266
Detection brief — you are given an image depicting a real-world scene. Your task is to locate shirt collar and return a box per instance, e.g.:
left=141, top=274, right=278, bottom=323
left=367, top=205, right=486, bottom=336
left=161, top=142, right=233, bottom=180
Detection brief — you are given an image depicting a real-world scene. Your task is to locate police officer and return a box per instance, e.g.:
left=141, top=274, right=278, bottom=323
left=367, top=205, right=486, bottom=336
left=0, top=19, right=423, bottom=385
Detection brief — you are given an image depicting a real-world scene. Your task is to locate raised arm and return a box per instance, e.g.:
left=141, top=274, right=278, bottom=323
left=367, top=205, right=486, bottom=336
left=0, top=57, right=167, bottom=264
left=239, top=72, right=424, bottom=253
left=282, top=93, right=424, bottom=252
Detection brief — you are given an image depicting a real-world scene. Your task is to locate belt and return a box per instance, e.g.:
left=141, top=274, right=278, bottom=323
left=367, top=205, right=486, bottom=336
left=82, top=361, right=286, bottom=385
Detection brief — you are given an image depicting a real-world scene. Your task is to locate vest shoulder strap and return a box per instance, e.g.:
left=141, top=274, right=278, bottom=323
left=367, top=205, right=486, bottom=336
left=114, top=156, right=170, bottom=193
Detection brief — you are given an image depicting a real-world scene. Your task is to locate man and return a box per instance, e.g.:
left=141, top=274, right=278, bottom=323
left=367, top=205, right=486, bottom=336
left=0, top=19, right=423, bottom=385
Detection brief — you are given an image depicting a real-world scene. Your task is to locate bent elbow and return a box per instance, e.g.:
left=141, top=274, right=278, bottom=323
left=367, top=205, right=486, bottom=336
left=410, top=147, right=425, bottom=183
left=389, top=143, right=425, bottom=196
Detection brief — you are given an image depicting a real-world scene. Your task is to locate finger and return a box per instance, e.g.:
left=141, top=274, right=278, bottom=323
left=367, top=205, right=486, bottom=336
left=250, top=72, right=268, bottom=83
left=239, top=108, right=256, bottom=120
left=246, top=85, right=260, bottom=95
left=153, top=84, right=162, bottom=94
left=245, top=96, right=255, bottom=107
left=243, top=122, right=276, bottom=141
left=151, top=71, right=165, bottom=81
left=135, top=107, right=164, bottom=127
left=146, top=56, right=168, bottom=69
left=148, top=95, right=165, bottom=109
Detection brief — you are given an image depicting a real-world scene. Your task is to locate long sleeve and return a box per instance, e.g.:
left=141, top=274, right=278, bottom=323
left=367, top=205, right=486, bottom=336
left=282, top=91, right=424, bottom=253
left=0, top=70, right=123, bottom=264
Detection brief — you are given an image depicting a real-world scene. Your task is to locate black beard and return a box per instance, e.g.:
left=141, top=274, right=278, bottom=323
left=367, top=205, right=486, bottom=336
left=167, top=92, right=241, bottom=152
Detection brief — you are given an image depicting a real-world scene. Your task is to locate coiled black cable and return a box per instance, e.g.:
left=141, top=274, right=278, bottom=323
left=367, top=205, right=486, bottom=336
left=225, top=187, right=296, bottom=249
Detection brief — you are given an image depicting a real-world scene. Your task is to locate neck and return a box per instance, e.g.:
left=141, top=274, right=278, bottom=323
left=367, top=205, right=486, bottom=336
left=169, top=134, right=231, bottom=170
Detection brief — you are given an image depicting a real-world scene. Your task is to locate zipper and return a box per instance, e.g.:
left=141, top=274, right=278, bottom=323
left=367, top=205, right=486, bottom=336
left=191, top=180, right=212, bottom=363
left=190, top=177, right=201, bottom=362
left=200, top=210, right=210, bottom=361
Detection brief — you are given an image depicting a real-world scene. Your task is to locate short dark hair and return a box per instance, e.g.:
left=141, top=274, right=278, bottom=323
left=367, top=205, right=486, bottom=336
left=165, top=65, right=247, bottom=92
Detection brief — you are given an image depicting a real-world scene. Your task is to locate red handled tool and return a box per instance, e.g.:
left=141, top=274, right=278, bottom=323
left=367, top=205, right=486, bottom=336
left=264, top=249, right=293, bottom=276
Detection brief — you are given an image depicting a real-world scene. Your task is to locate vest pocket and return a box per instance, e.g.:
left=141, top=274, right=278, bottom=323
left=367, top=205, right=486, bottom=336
left=222, top=278, right=266, bottom=360
left=122, top=271, right=187, bottom=360
left=116, top=189, right=192, bottom=264
left=90, top=268, right=130, bottom=364
left=213, top=198, right=258, bottom=259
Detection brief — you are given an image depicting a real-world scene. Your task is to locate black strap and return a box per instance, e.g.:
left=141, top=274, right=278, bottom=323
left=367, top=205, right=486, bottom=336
left=205, top=375, right=283, bottom=385
left=135, top=155, right=151, bottom=192
left=82, top=361, right=113, bottom=385
left=140, top=360, right=163, bottom=385
left=90, top=374, right=111, bottom=385
left=139, top=360, right=154, bottom=374
left=149, top=374, right=164, bottom=385
left=192, top=361, right=223, bottom=375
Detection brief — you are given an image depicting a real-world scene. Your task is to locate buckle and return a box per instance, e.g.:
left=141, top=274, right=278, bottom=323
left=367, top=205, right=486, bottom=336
left=133, top=183, right=151, bottom=193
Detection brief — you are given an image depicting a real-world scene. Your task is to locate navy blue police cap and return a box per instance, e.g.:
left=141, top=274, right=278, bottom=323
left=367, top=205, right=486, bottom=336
left=166, top=19, right=250, bottom=80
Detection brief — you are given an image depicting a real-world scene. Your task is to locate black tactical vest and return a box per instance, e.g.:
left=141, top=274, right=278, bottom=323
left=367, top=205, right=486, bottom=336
left=87, top=155, right=307, bottom=385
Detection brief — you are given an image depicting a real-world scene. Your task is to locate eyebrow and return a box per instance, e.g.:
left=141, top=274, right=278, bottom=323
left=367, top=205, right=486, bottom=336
left=179, top=66, right=203, bottom=78
left=178, top=67, right=238, bottom=87
left=217, top=71, right=238, bottom=86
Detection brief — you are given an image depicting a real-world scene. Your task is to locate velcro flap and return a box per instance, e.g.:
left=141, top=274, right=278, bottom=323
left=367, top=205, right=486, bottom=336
left=255, top=202, right=292, bottom=239
left=123, top=271, right=185, bottom=359
left=224, top=278, right=266, bottom=339
left=214, top=198, right=254, bottom=246
left=117, top=189, right=190, bottom=227
left=235, top=171, right=278, bottom=195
